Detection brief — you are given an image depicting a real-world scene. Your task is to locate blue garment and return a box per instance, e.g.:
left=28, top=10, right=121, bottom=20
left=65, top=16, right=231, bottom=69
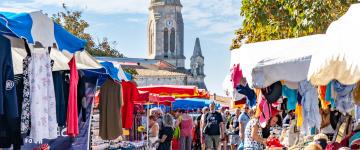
left=298, top=80, right=321, bottom=133
left=0, top=35, right=18, bottom=118
left=282, top=85, right=297, bottom=110
left=236, top=84, right=256, bottom=107
left=0, top=35, right=19, bottom=148
left=333, top=80, right=355, bottom=113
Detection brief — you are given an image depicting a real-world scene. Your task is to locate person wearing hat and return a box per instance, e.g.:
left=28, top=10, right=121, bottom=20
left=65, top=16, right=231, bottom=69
left=203, top=102, right=225, bottom=150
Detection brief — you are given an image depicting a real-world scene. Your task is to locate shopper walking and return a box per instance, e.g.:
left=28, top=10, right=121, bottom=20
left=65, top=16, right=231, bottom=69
left=229, top=108, right=241, bottom=150
left=238, top=105, right=251, bottom=150
left=203, top=102, right=225, bottom=150
left=178, top=110, right=193, bottom=150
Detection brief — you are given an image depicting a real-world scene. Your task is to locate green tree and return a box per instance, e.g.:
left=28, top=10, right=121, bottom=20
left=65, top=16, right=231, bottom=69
left=53, top=3, right=123, bottom=57
left=231, top=0, right=358, bottom=50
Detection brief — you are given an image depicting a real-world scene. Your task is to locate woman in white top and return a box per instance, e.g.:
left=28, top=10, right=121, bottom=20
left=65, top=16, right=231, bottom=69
left=148, top=115, right=159, bottom=150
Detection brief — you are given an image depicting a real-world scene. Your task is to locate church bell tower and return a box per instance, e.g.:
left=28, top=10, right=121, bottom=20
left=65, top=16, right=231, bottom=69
left=147, top=0, right=186, bottom=68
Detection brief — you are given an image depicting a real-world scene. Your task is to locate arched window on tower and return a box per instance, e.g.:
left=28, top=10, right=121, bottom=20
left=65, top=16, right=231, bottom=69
left=164, top=28, right=169, bottom=58
left=170, top=28, right=175, bottom=55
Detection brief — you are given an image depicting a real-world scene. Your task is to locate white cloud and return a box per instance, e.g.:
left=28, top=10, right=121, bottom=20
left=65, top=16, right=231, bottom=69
left=1, top=0, right=243, bottom=44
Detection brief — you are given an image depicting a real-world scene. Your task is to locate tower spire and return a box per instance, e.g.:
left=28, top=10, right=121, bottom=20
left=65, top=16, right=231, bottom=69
left=192, top=37, right=203, bottom=57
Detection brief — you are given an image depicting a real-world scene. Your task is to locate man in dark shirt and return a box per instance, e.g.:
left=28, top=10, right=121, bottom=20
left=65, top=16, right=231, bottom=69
left=204, top=102, right=224, bottom=150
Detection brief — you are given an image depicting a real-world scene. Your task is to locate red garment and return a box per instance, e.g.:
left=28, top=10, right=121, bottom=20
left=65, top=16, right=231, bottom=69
left=230, top=64, right=243, bottom=88
left=66, top=56, right=79, bottom=137
left=121, top=81, right=139, bottom=129
left=172, top=138, right=179, bottom=150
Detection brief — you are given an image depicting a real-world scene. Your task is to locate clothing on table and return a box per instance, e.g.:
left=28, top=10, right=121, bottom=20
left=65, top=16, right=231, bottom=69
left=28, top=51, right=58, bottom=143
left=121, top=81, right=139, bottom=129
left=157, top=126, right=173, bottom=150
left=333, top=80, right=355, bottom=113
left=99, top=78, right=123, bottom=140
left=231, top=64, right=243, bottom=88
left=0, top=35, right=20, bottom=148
left=298, top=80, right=321, bottom=133
left=204, top=111, right=223, bottom=136
left=20, top=56, right=31, bottom=137
left=52, top=71, right=69, bottom=127
left=282, top=85, right=297, bottom=111
left=243, top=118, right=264, bottom=150
left=66, top=56, right=79, bottom=137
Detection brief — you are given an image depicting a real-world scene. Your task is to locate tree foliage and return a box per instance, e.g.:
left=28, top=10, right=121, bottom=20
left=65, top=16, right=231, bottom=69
left=230, top=0, right=358, bottom=50
left=53, top=4, right=123, bottom=57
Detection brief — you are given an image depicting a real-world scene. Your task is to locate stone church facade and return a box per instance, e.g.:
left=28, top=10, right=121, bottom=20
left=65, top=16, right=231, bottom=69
left=98, top=0, right=207, bottom=89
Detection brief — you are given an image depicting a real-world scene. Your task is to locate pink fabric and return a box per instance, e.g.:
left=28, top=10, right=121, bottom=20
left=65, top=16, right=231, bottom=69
left=230, top=64, right=243, bottom=88
left=66, top=56, right=79, bottom=137
left=180, top=117, right=193, bottom=137
left=259, top=96, right=278, bottom=128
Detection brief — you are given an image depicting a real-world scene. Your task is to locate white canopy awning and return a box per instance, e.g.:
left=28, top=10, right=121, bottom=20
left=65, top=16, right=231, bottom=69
left=308, top=3, right=360, bottom=85
left=230, top=34, right=326, bottom=88
left=9, top=36, right=102, bottom=75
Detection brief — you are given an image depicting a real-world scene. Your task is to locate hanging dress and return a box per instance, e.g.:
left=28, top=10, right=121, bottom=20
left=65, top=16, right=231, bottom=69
left=20, top=55, right=31, bottom=137
left=66, top=56, right=79, bottom=137
left=28, top=50, right=58, bottom=143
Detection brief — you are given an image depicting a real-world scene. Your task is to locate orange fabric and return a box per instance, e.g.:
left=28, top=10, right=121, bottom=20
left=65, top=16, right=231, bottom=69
left=255, top=89, right=262, bottom=118
left=318, top=86, right=330, bottom=109
left=295, top=104, right=303, bottom=127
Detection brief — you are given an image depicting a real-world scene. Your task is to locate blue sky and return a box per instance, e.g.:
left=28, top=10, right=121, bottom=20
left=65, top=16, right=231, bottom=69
left=1, top=0, right=243, bottom=96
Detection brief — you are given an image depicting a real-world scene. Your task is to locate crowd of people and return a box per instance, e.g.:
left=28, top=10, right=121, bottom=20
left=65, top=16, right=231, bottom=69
left=145, top=101, right=341, bottom=150
left=145, top=102, right=263, bottom=150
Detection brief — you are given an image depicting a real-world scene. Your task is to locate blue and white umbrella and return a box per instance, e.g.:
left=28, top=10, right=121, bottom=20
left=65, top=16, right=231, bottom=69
left=0, top=11, right=86, bottom=53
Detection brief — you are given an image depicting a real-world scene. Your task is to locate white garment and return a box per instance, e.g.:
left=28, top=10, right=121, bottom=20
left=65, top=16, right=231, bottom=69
left=321, top=124, right=335, bottom=134
left=29, top=51, right=58, bottom=143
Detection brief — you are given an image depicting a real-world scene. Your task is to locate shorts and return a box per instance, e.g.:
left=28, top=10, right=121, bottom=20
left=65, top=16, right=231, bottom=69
left=229, top=134, right=240, bottom=145
left=204, top=134, right=220, bottom=149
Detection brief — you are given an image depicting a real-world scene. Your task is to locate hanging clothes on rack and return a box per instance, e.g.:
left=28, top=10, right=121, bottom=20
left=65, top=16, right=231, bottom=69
left=121, top=81, right=139, bottom=129
left=99, top=78, right=123, bottom=140
left=21, top=41, right=32, bottom=137
left=298, top=80, right=321, bottom=133
left=0, top=35, right=20, bottom=148
left=66, top=56, right=79, bottom=137
left=28, top=48, right=58, bottom=143
left=333, top=80, right=355, bottom=114
left=52, top=71, right=69, bottom=127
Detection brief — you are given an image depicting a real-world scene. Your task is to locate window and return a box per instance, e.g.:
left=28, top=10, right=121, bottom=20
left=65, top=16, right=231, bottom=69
left=170, top=28, right=175, bottom=53
left=164, top=28, right=169, bottom=55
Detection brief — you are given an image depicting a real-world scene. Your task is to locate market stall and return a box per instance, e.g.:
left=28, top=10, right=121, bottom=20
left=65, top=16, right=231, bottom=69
left=224, top=3, right=360, bottom=149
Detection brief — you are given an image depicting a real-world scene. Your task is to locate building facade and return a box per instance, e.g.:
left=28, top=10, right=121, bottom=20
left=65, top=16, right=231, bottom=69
left=99, top=0, right=207, bottom=89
